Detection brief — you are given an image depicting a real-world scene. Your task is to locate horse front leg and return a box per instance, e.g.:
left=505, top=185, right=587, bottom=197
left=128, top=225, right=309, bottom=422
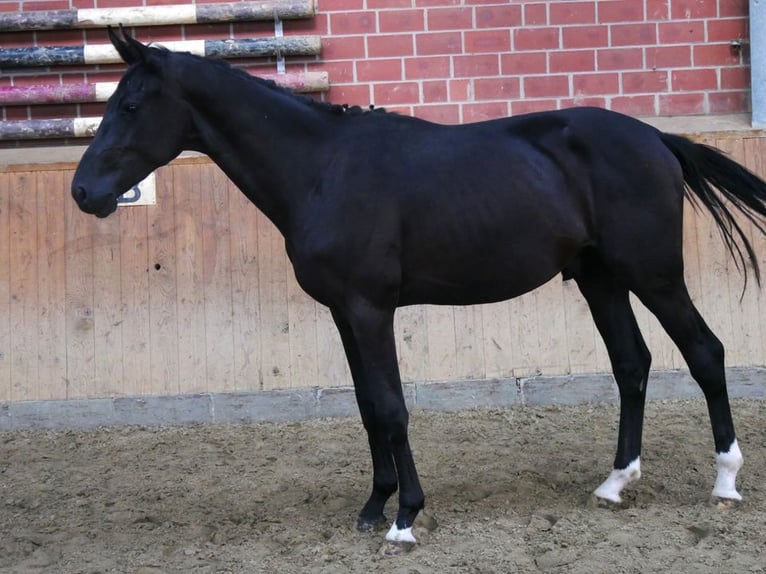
left=332, top=302, right=426, bottom=550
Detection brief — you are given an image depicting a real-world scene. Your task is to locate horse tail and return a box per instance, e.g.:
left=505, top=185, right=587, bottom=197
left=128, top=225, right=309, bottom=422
left=660, top=131, right=766, bottom=287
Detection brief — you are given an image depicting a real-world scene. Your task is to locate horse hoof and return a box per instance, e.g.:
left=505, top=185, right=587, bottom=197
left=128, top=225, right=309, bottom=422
left=379, top=540, right=416, bottom=557
left=588, top=494, right=628, bottom=510
left=710, top=496, right=741, bottom=510
left=356, top=515, right=387, bottom=533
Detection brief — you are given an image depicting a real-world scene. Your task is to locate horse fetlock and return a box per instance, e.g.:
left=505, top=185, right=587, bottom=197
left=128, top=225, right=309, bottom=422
left=593, top=457, right=641, bottom=504
left=711, top=439, right=743, bottom=502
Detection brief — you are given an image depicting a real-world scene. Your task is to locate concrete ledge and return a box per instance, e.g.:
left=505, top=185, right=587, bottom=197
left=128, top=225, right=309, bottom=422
left=0, top=367, right=764, bottom=431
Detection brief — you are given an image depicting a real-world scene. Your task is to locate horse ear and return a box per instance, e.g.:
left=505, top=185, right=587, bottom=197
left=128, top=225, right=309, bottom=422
left=108, top=25, right=152, bottom=65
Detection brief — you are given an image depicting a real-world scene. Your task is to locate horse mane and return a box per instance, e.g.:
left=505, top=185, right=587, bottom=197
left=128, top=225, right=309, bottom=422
left=152, top=44, right=390, bottom=118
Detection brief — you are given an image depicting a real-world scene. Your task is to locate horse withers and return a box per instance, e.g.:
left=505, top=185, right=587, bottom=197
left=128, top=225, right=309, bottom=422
left=72, top=29, right=765, bottom=551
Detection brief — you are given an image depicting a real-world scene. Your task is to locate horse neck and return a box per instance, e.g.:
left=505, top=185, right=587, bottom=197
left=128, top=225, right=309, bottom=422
left=177, top=58, right=331, bottom=233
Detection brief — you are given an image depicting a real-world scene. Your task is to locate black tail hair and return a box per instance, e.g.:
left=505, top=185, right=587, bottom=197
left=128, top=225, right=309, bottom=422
left=661, top=132, right=766, bottom=288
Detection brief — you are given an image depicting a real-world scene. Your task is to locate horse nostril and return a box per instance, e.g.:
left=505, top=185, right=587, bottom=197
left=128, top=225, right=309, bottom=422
left=73, top=186, right=87, bottom=203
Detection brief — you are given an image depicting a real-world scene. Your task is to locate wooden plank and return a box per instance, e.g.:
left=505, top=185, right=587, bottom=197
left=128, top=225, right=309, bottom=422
left=257, top=210, right=291, bottom=390
left=36, top=170, right=68, bottom=400
left=201, top=164, right=235, bottom=391
left=560, top=279, right=599, bottom=375
left=174, top=164, right=208, bottom=394
left=287, top=269, right=318, bottom=389
left=534, top=278, right=569, bottom=375
left=452, top=304, right=485, bottom=380
left=396, top=305, right=427, bottom=384
left=64, top=182, right=95, bottom=399
left=0, top=173, right=11, bottom=401
left=425, top=305, right=457, bottom=381
left=118, top=204, right=151, bottom=396
left=508, top=291, right=540, bottom=378
left=480, top=301, right=513, bottom=379
left=8, top=172, right=39, bottom=400
left=316, top=303, right=350, bottom=387
left=148, top=166, right=180, bottom=395
left=228, top=181, right=263, bottom=391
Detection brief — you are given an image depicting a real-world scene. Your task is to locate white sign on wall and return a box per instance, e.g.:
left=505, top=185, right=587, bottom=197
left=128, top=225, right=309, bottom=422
left=117, top=172, right=157, bottom=206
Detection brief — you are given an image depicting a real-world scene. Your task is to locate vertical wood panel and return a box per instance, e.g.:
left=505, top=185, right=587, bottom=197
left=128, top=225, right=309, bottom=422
left=0, top=173, right=11, bottom=401
left=480, top=301, right=513, bottom=379
left=148, top=165, right=180, bottom=395
left=316, top=303, right=349, bottom=387
left=453, top=305, right=484, bottom=380
left=36, top=170, right=68, bottom=400
left=201, top=164, right=235, bottom=390
left=508, top=291, right=540, bottom=377
left=119, top=205, right=150, bottom=396
left=64, top=187, right=95, bottom=399
left=425, top=306, right=456, bottom=381
left=228, top=179, right=262, bottom=391
left=174, top=164, right=208, bottom=393
left=396, top=306, right=427, bottom=383
left=9, top=172, right=39, bottom=400
left=287, top=272, right=318, bottom=389
left=534, top=279, right=569, bottom=375
left=561, top=280, right=598, bottom=375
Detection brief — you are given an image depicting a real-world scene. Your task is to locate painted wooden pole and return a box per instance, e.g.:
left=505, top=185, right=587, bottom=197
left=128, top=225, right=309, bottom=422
left=0, top=36, right=321, bottom=68
left=0, top=117, right=101, bottom=141
left=0, top=71, right=329, bottom=105
left=0, top=0, right=315, bottom=31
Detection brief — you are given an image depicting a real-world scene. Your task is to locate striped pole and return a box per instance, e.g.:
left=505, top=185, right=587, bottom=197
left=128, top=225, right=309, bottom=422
left=0, top=36, right=321, bottom=68
left=0, top=71, right=329, bottom=105
left=0, top=0, right=315, bottom=31
left=0, top=117, right=101, bottom=141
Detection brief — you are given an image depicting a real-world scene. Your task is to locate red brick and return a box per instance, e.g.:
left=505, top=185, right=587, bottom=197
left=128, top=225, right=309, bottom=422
left=326, top=83, right=372, bottom=106
left=379, top=10, right=425, bottom=33
left=71, top=0, right=95, bottom=8
left=405, top=56, right=451, bottom=79
left=356, top=59, right=403, bottom=82
left=413, top=104, right=460, bottom=125
left=610, top=23, right=657, bottom=47
left=319, top=0, right=365, bottom=11
left=622, top=71, right=669, bottom=94
left=693, top=44, right=742, bottom=67
left=671, top=0, right=717, bottom=19
left=719, top=0, right=748, bottom=17
left=609, top=95, right=657, bottom=116
left=321, top=36, right=366, bottom=61
left=368, top=34, right=415, bottom=58
left=462, top=101, right=509, bottom=122
left=562, top=25, right=608, bottom=49
left=422, top=80, right=448, bottom=103
left=465, top=29, right=511, bottom=53
left=645, top=45, right=692, bottom=69
left=427, top=7, right=473, bottom=31
left=562, top=96, right=607, bottom=108
left=511, top=99, right=558, bottom=115
left=0, top=2, right=20, bottom=11
left=550, top=2, right=596, bottom=25
left=550, top=50, right=596, bottom=73
left=449, top=79, right=471, bottom=101
left=474, top=77, right=521, bottom=100
left=573, top=73, right=620, bottom=95
left=368, top=0, right=413, bottom=8
left=709, top=91, right=748, bottom=113
left=231, top=21, right=274, bottom=37
left=514, top=27, right=560, bottom=51
left=658, top=20, right=705, bottom=44
left=309, top=60, right=354, bottom=84
left=416, top=31, right=463, bottom=55
left=416, top=0, right=462, bottom=6
left=524, top=3, right=548, bottom=26
left=707, top=18, right=748, bottom=42
left=659, top=93, right=706, bottom=115
left=285, top=13, right=329, bottom=34
left=598, top=1, right=644, bottom=23
left=720, top=67, right=749, bottom=90
left=597, top=48, right=643, bottom=71
left=330, top=12, right=377, bottom=35
left=646, top=0, right=670, bottom=20
left=524, top=75, right=570, bottom=98
left=79, top=102, right=107, bottom=117
left=4, top=106, right=29, bottom=121
left=373, top=82, right=420, bottom=105
left=35, top=29, right=87, bottom=46
left=671, top=68, right=717, bottom=91
left=501, top=52, right=548, bottom=76
left=453, top=54, right=499, bottom=77
left=31, top=103, right=79, bottom=120
left=475, top=5, right=522, bottom=28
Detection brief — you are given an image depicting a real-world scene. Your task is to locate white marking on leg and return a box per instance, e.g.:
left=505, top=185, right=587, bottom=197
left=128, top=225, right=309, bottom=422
left=385, top=521, right=417, bottom=544
left=593, top=457, right=641, bottom=503
left=712, top=439, right=743, bottom=500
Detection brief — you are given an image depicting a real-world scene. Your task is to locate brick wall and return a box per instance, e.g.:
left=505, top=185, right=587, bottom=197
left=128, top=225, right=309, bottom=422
left=0, top=0, right=752, bottom=140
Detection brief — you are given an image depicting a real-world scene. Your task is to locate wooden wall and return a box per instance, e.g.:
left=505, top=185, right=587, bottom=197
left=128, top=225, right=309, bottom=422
left=1, top=135, right=766, bottom=403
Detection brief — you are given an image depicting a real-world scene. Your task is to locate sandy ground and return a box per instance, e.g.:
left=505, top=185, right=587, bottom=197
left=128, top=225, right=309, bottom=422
left=1, top=398, right=764, bottom=573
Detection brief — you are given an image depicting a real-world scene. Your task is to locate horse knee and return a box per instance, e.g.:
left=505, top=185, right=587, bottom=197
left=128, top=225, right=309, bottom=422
left=613, top=352, right=651, bottom=397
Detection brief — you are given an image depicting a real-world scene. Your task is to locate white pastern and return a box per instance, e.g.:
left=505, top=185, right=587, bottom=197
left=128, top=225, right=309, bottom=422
left=712, top=439, right=744, bottom=500
left=593, top=458, right=641, bottom=503
left=385, top=522, right=417, bottom=544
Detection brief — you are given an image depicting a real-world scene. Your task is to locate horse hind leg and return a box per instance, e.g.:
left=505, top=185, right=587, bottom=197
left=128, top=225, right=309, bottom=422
left=571, top=252, right=652, bottom=504
left=635, top=279, right=743, bottom=502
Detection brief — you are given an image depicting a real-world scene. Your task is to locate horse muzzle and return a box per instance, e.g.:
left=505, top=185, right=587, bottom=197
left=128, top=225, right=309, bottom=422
left=71, top=185, right=119, bottom=218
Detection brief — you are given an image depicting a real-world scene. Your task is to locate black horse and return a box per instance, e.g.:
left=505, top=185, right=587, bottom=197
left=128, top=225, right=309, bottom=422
left=73, top=30, right=765, bottom=549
